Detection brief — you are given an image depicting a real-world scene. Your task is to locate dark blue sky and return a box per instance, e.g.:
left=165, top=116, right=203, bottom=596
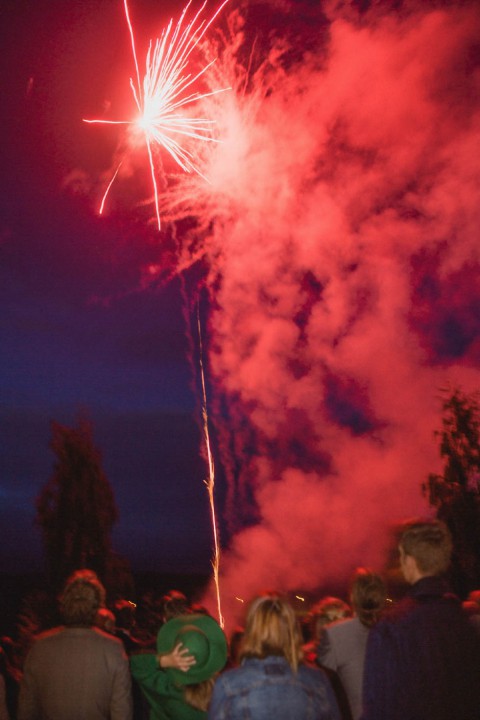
left=0, top=0, right=220, bottom=576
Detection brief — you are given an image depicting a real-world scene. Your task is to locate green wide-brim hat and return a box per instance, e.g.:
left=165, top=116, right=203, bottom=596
left=157, top=613, right=227, bottom=685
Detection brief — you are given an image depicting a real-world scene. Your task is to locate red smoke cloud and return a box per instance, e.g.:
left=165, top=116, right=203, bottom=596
left=176, top=1, right=480, bottom=626
left=77, top=0, right=480, bottom=627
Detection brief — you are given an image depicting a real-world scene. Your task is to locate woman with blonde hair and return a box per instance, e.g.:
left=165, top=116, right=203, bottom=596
left=208, top=593, right=340, bottom=719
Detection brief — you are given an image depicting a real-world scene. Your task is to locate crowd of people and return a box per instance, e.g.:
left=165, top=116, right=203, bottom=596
left=1, top=518, right=480, bottom=719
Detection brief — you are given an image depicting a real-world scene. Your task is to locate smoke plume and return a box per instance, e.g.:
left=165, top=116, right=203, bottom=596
left=179, top=0, right=480, bottom=625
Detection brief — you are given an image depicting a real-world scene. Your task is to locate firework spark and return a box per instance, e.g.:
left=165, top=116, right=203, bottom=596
left=84, top=0, right=231, bottom=229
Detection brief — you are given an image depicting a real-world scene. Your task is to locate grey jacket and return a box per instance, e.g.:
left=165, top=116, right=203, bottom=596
left=318, top=617, right=369, bottom=720
left=18, top=627, right=133, bottom=720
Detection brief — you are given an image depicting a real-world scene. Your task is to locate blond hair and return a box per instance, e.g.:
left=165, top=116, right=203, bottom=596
left=183, top=677, right=215, bottom=712
left=240, top=594, right=303, bottom=672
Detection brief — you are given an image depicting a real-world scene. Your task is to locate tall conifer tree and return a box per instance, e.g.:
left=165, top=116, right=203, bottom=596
left=36, top=418, right=118, bottom=589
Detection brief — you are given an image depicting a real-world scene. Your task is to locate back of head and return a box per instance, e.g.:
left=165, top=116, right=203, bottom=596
left=160, top=590, right=189, bottom=622
left=308, top=596, right=352, bottom=641
left=114, top=599, right=136, bottom=630
left=351, top=568, right=387, bottom=628
left=241, top=594, right=302, bottom=672
left=95, top=607, right=116, bottom=634
left=462, top=600, right=480, bottom=617
left=467, top=590, right=480, bottom=610
left=228, top=626, right=245, bottom=667
left=59, top=570, right=105, bottom=628
left=399, top=519, right=452, bottom=576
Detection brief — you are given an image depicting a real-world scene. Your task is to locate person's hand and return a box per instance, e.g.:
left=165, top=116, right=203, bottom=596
left=158, top=643, right=196, bottom=672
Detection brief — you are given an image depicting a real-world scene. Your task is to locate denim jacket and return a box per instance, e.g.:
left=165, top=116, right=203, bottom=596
left=208, top=656, right=341, bottom=720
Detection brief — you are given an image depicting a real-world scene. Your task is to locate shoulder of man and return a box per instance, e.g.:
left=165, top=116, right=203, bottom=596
left=91, top=627, right=128, bottom=653
left=325, top=616, right=358, bottom=638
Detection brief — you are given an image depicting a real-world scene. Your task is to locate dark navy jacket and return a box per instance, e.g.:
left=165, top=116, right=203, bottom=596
left=361, top=576, right=480, bottom=720
left=208, top=656, right=341, bottom=720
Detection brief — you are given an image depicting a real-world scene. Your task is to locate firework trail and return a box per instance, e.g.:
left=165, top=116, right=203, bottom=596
left=84, top=0, right=231, bottom=229
left=197, top=304, right=224, bottom=627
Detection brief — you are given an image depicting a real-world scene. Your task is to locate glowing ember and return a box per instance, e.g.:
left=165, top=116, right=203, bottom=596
left=84, top=0, right=231, bottom=229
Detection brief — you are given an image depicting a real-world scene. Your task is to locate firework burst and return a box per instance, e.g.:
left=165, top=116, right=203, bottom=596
left=84, top=0, right=231, bottom=230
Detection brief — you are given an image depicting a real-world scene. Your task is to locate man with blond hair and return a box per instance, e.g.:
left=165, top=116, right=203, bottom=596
left=361, top=519, right=480, bottom=720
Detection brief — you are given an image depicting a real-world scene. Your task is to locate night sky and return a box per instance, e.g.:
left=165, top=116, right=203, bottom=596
left=1, top=0, right=216, bottom=576
left=1, top=0, right=480, bottom=624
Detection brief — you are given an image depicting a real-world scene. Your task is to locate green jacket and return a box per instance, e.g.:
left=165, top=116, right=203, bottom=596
left=130, top=654, right=206, bottom=720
